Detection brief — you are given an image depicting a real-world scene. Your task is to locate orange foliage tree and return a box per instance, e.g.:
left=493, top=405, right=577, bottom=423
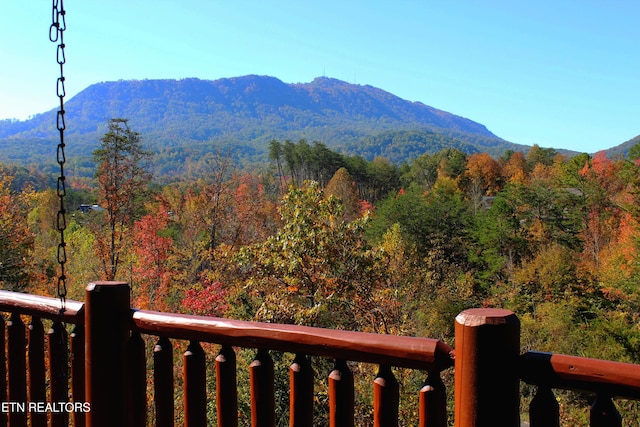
left=92, top=119, right=151, bottom=281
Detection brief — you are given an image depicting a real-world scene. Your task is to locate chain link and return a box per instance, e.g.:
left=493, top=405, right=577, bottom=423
left=51, top=0, right=67, bottom=312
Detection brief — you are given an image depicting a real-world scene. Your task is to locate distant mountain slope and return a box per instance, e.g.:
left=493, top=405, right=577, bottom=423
left=605, top=134, right=640, bottom=158
left=0, top=75, right=525, bottom=169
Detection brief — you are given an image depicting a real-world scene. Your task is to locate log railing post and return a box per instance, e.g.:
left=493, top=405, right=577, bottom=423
left=70, top=324, right=86, bottom=427
left=373, top=365, right=399, bottom=427
left=216, top=345, right=238, bottom=427
left=28, top=317, right=47, bottom=427
left=127, top=330, right=147, bottom=427
left=454, top=308, right=520, bottom=427
left=328, top=359, right=354, bottom=427
left=48, top=321, right=69, bottom=427
left=250, top=349, right=275, bottom=427
left=0, top=315, right=7, bottom=427
left=154, top=336, right=174, bottom=427
left=290, top=353, right=314, bottom=427
left=85, top=281, right=130, bottom=427
left=184, top=340, right=207, bottom=427
left=7, top=312, right=27, bottom=427
left=420, top=371, right=447, bottom=427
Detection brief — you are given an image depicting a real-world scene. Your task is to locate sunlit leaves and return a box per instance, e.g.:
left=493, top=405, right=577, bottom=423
left=238, top=181, right=386, bottom=330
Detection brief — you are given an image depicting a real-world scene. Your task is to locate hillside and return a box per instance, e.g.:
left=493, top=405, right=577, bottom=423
left=0, top=75, right=526, bottom=172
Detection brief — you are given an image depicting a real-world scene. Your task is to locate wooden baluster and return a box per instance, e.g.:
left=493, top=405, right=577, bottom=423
left=28, top=317, right=47, bottom=427
left=290, top=353, right=313, bottom=427
left=70, top=324, right=86, bottom=427
left=184, top=340, right=207, bottom=427
left=250, top=349, right=275, bottom=427
left=216, top=345, right=238, bottom=427
left=419, top=370, right=447, bottom=427
left=8, top=312, right=27, bottom=427
left=48, top=320, right=69, bottom=427
left=590, top=394, right=622, bottom=427
left=373, top=365, right=399, bottom=427
left=328, top=359, right=354, bottom=427
left=154, top=336, right=174, bottom=427
left=0, top=315, right=6, bottom=427
left=127, top=331, right=147, bottom=427
left=529, top=386, right=559, bottom=427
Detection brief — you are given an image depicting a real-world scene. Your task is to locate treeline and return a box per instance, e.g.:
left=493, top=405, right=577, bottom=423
left=3, top=134, right=640, bottom=424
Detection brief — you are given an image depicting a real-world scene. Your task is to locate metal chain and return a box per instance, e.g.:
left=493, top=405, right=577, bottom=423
left=50, top=0, right=67, bottom=313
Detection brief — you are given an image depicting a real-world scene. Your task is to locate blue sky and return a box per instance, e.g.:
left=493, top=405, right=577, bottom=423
left=2, top=1, right=639, bottom=153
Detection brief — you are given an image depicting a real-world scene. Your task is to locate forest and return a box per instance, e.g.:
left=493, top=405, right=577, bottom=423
left=2, top=121, right=640, bottom=424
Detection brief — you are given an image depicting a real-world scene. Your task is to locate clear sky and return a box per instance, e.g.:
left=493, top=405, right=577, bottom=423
left=2, top=1, right=639, bottom=153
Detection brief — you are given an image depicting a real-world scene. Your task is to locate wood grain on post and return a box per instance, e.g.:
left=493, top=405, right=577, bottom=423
left=454, top=308, right=520, bottom=427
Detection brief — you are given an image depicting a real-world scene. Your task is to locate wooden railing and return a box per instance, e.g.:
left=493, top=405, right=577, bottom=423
left=0, top=282, right=639, bottom=426
left=0, top=290, right=85, bottom=427
left=520, top=352, right=640, bottom=426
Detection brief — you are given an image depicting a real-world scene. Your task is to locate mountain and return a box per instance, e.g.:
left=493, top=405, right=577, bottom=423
left=0, top=75, right=526, bottom=172
left=605, top=134, right=640, bottom=159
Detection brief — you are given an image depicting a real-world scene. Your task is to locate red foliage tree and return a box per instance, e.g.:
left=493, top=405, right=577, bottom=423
left=132, top=204, right=173, bottom=309
left=181, top=278, right=229, bottom=317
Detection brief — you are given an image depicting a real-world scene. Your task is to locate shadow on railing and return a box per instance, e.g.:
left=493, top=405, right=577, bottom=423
left=0, top=282, right=639, bottom=426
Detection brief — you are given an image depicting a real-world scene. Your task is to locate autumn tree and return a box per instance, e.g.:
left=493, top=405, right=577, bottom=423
left=501, top=151, right=528, bottom=184
left=229, top=173, right=279, bottom=247
left=92, top=118, right=151, bottom=281
left=131, top=203, right=174, bottom=310
left=464, top=152, right=502, bottom=212
left=325, top=167, right=360, bottom=220
left=237, top=181, right=387, bottom=330
left=198, top=152, right=233, bottom=251
left=0, top=174, right=34, bottom=290
left=577, top=151, right=627, bottom=272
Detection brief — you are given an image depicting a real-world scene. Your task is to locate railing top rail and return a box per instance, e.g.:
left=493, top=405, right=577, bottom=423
left=520, top=351, right=640, bottom=400
left=132, top=308, right=454, bottom=371
left=0, top=290, right=83, bottom=324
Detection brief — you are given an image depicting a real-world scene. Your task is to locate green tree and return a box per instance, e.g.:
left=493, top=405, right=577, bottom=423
left=268, top=139, right=286, bottom=193
left=628, top=140, right=640, bottom=163
left=369, top=179, right=471, bottom=263
left=237, top=182, right=386, bottom=330
left=526, top=144, right=557, bottom=169
left=92, top=118, right=151, bottom=281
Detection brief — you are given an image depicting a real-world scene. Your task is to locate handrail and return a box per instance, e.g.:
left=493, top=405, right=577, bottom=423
left=3, top=289, right=640, bottom=426
left=0, top=290, right=84, bottom=324
left=520, top=351, right=640, bottom=399
left=132, top=308, right=455, bottom=371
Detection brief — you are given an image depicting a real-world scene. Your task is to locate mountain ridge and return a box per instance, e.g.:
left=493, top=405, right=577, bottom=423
left=0, top=75, right=527, bottom=168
